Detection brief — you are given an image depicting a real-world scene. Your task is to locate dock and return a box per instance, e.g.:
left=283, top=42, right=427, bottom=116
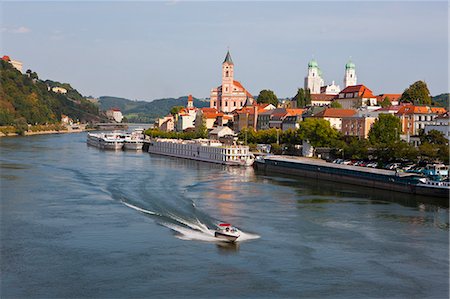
left=255, top=155, right=449, bottom=198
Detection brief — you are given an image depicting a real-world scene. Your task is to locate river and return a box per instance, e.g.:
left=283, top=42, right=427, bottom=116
left=1, top=132, right=448, bottom=298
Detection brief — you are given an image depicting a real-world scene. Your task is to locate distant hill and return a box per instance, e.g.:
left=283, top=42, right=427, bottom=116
left=98, top=96, right=210, bottom=123
left=0, top=60, right=104, bottom=127
left=432, top=93, right=449, bottom=108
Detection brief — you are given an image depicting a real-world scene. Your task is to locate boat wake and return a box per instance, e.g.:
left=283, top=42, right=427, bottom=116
left=120, top=201, right=260, bottom=243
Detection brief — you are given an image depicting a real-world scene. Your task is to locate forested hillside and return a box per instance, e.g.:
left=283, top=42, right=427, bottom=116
left=99, top=96, right=210, bottom=123
left=0, top=60, right=103, bottom=127
left=432, top=93, right=449, bottom=108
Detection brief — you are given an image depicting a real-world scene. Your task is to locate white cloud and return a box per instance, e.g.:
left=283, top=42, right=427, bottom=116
left=1, top=26, right=31, bottom=34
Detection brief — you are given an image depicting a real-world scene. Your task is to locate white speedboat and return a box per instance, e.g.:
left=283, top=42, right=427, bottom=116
left=214, top=223, right=240, bottom=242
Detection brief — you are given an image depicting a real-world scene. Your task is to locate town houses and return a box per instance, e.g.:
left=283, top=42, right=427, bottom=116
left=153, top=50, right=448, bottom=147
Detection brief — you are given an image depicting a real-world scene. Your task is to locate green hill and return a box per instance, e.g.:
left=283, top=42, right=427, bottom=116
left=432, top=93, right=449, bottom=108
left=0, top=60, right=104, bottom=128
left=98, top=96, right=210, bottom=123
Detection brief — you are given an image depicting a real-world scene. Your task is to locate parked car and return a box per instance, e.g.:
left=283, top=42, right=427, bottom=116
left=366, top=162, right=378, bottom=168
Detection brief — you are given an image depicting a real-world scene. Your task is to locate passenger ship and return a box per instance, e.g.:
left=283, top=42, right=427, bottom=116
left=87, top=132, right=127, bottom=150
left=147, top=138, right=254, bottom=166
left=123, top=129, right=145, bottom=151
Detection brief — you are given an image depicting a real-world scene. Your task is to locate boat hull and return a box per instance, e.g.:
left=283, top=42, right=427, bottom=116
left=123, top=142, right=143, bottom=151
left=214, top=231, right=239, bottom=242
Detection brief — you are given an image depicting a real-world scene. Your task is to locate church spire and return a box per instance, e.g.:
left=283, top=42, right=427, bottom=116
left=223, top=50, right=233, bottom=64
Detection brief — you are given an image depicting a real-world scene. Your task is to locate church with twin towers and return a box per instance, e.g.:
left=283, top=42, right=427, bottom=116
left=304, top=58, right=357, bottom=95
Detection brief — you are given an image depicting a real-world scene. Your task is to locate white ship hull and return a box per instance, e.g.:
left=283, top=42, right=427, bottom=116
left=87, top=133, right=125, bottom=150
left=147, top=138, right=254, bottom=166
left=123, top=141, right=144, bottom=151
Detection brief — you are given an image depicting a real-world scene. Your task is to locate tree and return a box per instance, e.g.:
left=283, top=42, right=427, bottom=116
left=345, top=137, right=369, bottom=159
left=420, top=129, right=448, bottom=145
left=293, top=88, right=311, bottom=108
left=368, top=114, right=402, bottom=145
left=170, top=105, right=184, bottom=116
left=330, top=101, right=342, bottom=108
left=196, top=114, right=207, bottom=138
left=256, top=89, right=278, bottom=107
left=399, top=80, right=431, bottom=105
left=298, top=118, right=339, bottom=147
left=380, top=96, right=392, bottom=108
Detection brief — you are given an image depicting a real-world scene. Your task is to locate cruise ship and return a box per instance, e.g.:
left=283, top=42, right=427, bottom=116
left=147, top=138, right=254, bottom=166
left=87, top=132, right=127, bottom=150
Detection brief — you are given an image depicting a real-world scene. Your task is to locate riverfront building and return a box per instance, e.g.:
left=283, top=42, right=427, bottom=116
left=312, top=108, right=357, bottom=130
left=210, top=51, right=254, bottom=113
left=336, top=84, right=378, bottom=109
left=177, top=95, right=198, bottom=131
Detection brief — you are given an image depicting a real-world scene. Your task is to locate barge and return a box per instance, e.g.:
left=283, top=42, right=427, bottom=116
left=255, top=155, right=449, bottom=198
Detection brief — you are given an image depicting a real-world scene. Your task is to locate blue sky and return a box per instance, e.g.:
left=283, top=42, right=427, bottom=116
left=1, top=1, right=448, bottom=101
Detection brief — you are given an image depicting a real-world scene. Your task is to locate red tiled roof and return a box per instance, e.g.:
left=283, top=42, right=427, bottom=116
left=340, top=84, right=376, bottom=98
left=236, top=104, right=268, bottom=115
left=203, top=112, right=224, bottom=118
left=395, top=105, right=440, bottom=115
left=2, top=55, right=10, bottom=61
left=314, top=108, right=357, bottom=118
left=431, top=107, right=447, bottom=115
left=378, top=94, right=401, bottom=102
left=286, top=108, right=305, bottom=116
left=201, top=107, right=218, bottom=113
left=233, top=80, right=253, bottom=98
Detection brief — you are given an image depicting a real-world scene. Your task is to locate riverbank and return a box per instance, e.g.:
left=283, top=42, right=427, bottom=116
left=255, top=155, right=449, bottom=199
left=0, top=128, right=92, bottom=137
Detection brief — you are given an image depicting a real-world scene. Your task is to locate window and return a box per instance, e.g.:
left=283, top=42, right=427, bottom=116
left=225, top=71, right=229, bottom=77
left=225, top=101, right=228, bottom=107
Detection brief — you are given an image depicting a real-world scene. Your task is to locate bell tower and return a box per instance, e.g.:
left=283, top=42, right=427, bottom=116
left=222, top=50, right=234, bottom=94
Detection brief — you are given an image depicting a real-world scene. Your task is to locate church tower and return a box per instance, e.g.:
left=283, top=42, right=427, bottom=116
left=218, top=50, right=234, bottom=111
left=210, top=50, right=253, bottom=113
left=344, top=60, right=357, bottom=87
left=304, top=59, right=324, bottom=94
left=221, top=51, right=234, bottom=106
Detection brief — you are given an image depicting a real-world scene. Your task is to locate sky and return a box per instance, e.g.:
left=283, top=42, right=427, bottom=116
left=1, top=1, right=448, bottom=101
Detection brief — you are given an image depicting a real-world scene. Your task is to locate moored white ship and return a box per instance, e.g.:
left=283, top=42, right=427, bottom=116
left=123, top=129, right=145, bottom=151
left=87, top=132, right=126, bottom=150
left=147, top=138, right=254, bottom=166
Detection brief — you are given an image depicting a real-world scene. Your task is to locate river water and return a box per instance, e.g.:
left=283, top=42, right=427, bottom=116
left=1, top=132, right=448, bottom=298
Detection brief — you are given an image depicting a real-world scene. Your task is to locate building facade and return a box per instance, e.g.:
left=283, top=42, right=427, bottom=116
left=313, top=108, right=357, bottom=131
left=341, top=116, right=376, bottom=139
left=106, top=108, right=123, bottom=123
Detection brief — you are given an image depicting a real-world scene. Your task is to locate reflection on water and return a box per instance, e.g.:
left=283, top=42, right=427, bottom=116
left=257, top=170, right=449, bottom=209
left=216, top=241, right=240, bottom=254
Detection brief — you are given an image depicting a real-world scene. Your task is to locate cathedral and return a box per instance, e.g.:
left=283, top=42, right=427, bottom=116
left=304, top=59, right=358, bottom=95
left=210, top=51, right=254, bottom=113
